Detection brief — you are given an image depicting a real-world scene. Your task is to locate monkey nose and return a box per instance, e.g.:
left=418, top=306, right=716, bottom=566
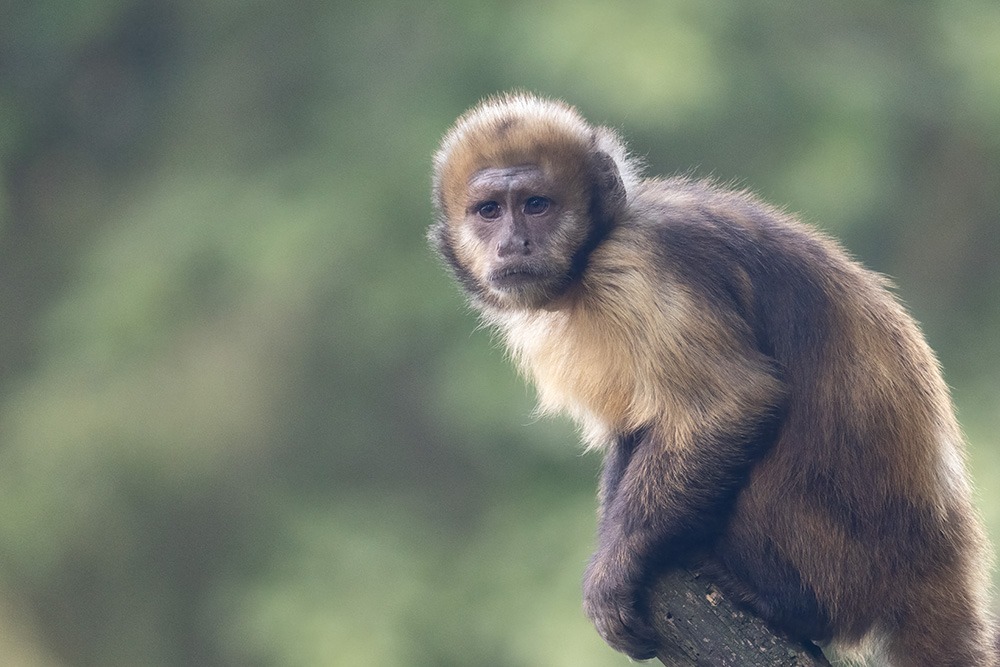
left=498, top=237, right=531, bottom=257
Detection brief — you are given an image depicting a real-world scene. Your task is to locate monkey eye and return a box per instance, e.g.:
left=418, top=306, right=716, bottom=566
left=523, top=196, right=551, bottom=215
left=476, top=201, right=502, bottom=220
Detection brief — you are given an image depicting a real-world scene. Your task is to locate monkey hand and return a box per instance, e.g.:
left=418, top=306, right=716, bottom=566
left=583, top=551, right=659, bottom=660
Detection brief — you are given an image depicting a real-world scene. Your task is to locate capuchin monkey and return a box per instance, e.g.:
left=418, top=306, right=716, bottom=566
left=429, top=92, right=998, bottom=666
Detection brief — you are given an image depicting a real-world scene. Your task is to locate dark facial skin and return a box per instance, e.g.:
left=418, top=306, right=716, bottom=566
left=464, top=165, right=573, bottom=308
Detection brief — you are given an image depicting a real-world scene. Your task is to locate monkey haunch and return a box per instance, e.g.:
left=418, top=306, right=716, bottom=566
left=429, top=93, right=997, bottom=666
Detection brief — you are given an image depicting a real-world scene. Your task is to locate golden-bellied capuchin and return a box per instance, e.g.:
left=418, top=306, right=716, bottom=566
left=428, top=92, right=997, bottom=666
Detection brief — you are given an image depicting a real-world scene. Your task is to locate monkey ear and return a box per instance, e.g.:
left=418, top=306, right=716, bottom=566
left=589, top=150, right=627, bottom=225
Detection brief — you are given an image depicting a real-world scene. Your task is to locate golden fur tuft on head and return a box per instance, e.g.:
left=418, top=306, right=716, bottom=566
left=432, top=92, right=641, bottom=219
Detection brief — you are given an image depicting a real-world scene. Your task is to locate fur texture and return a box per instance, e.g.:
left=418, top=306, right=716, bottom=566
left=430, top=92, right=997, bottom=666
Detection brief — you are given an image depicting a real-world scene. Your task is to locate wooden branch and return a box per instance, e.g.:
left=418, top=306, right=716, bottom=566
left=648, top=567, right=832, bottom=667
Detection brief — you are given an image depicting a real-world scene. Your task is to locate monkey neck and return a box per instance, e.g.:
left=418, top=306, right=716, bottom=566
left=492, top=306, right=646, bottom=448
left=488, top=238, right=786, bottom=451
left=488, top=250, right=690, bottom=447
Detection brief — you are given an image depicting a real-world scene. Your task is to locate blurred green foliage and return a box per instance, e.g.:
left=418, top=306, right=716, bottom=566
left=1, top=1, right=999, bottom=665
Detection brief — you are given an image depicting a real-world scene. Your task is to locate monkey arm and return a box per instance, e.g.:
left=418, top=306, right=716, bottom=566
left=584, top=422, right=772, bottom=660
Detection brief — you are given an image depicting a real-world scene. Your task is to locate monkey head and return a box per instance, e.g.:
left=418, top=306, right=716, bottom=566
left=430, top=93, right=637, bottom=311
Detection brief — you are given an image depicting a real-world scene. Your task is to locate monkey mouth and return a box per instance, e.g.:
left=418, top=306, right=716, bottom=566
left=488, top=265, right=551, bottom=290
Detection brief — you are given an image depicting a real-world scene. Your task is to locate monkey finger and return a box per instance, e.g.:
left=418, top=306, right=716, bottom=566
left=593, top=611, right=659, bottom=661
left=585, top=594, right=659, bottom=659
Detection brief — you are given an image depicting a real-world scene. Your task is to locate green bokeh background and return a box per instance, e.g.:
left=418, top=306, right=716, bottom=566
left=2, top=2, right=999, bottom=665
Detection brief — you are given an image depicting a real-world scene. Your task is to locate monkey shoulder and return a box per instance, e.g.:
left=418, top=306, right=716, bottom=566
left=629, top=178, right=821, bottom=255
left=621, top=178, right=875, bottom=302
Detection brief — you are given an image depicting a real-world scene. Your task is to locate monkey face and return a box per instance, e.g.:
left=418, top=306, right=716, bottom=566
left=449, top=163, right=590, bottom=310
left=431, top=93, right=630, bottom=312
